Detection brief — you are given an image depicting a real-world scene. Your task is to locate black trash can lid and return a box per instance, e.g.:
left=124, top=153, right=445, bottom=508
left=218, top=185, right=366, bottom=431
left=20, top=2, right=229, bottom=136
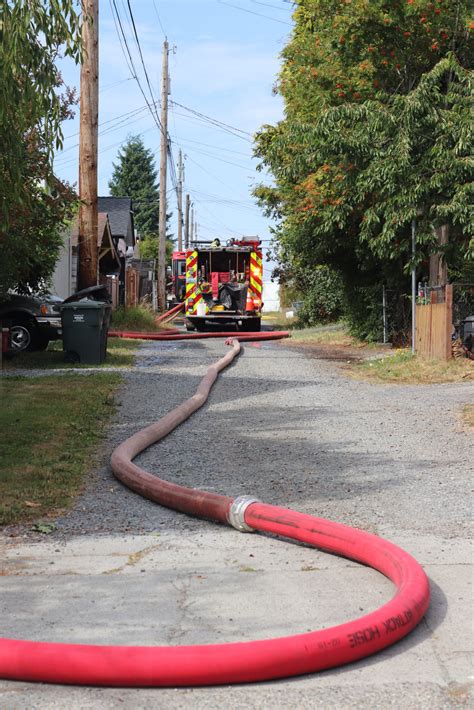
left=61, top=298, right=109, bottom=310
left=63, top=285, right=111, bottom=304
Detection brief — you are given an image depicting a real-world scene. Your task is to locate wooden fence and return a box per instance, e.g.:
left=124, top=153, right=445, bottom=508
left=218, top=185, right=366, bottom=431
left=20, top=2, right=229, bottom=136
left=415, top=284, right=453, bottom=360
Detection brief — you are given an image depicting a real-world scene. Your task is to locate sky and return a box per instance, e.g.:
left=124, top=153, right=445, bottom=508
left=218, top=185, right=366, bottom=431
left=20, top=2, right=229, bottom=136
left=54, top=0, right=295, bottom=280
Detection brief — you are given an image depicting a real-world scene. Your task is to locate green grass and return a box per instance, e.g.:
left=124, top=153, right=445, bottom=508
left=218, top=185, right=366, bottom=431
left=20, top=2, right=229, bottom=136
left=280, top=321, right=380, bottom=348
left=352, top=350, right=474, bottom=384
left=0, top=372, right=122, bottom=527
left=3, top=337, right=141, bottom=370
left=111, top=305, right=163, bottom=332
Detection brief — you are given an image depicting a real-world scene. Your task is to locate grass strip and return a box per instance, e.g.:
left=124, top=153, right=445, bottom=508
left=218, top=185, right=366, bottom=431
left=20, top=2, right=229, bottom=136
left=0, top=372, right=122, bottom=527
left=352, top=350, right=474, bottom=384
left=3, top=337, right=141, bottom=371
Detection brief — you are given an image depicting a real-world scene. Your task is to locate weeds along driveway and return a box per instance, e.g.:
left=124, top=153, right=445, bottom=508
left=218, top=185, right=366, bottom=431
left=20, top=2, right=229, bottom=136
left=1, top=338, right=472, bottom=709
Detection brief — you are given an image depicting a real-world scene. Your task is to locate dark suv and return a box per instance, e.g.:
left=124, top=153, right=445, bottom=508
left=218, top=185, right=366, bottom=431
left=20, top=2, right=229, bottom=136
left=0, top=293, right=63, bottom=352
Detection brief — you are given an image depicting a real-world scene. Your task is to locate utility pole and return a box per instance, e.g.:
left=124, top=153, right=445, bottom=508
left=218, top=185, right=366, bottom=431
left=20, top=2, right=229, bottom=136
left=184, top=194, right=190, bottom=249
left=158, top=39, right=169, bottom=312
left=411, top=219, right=416, bottom=355
left=190, top=206, right=194, bottom=245
left=177, top=150, right=184, bottom=251
left=78, top=0, right=99, bottom=290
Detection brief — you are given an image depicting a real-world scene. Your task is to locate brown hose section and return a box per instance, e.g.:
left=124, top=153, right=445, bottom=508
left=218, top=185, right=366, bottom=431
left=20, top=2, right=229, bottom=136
left=110, top=338, right=241, bottom=522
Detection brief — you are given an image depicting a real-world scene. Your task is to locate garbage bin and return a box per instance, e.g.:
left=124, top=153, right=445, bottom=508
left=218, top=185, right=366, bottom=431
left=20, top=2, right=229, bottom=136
left=60, top=299, right=111, bottom=364
left=461, top=315, right=474, bottom=352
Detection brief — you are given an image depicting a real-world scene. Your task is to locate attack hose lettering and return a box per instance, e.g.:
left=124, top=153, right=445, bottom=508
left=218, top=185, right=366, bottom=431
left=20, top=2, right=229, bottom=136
left=0, top=339, right=430, bottom=687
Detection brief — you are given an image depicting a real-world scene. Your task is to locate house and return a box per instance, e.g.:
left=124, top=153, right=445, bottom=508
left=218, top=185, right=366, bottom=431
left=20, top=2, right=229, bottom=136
left=98, top=197, right=136, bottom=304
left=52, top=211, right=121, bottom=304
left=53, top=197, right=135, bottom=305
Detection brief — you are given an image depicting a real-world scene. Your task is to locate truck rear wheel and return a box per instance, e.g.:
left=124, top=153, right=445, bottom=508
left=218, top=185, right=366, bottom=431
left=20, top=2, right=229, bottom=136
left=242, top=318, right=261, bottom=332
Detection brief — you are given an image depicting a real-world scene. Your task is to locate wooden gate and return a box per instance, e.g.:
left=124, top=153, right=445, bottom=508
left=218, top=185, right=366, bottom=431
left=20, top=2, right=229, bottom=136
left=415, top=284, right=453, bottom=360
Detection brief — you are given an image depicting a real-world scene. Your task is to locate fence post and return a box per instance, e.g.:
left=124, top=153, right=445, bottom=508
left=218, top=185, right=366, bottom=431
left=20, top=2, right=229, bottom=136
left=445, top=284, right=453, bottom=360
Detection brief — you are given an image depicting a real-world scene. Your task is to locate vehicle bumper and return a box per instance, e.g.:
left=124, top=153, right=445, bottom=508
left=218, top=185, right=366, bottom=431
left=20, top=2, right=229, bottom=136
left=36, top=317, right=62, bottom=339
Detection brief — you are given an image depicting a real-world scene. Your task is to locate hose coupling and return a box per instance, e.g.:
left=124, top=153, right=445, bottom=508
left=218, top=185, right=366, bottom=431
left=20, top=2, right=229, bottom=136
left=228, top=496, right=260, bottom=533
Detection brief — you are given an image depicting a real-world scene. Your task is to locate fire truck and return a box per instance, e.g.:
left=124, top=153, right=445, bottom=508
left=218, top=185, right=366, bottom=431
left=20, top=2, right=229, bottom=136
left=172, top=238, right=263, bottom=331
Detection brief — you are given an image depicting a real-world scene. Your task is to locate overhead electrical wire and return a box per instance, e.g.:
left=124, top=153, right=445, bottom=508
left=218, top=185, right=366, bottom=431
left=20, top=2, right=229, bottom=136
left=170, top=101, right=253, bottom=141
left=109, top=0, right=165, bottom=139
left=152, top=0, right=167, bottom=38
left=126, top=0, right=163, bottom=125
left=217, top=0, right=293, bottom=26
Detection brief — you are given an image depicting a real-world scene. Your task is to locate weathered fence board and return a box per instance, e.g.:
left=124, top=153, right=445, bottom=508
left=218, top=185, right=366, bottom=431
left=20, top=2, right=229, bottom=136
left=125, top=267, right=140, bottom=308
left=415, top=284, right=453, bottom=360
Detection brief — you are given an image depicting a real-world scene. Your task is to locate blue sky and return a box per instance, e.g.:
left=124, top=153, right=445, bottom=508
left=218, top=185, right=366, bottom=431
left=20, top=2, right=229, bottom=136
left=54, top=0, right=294, bottom=276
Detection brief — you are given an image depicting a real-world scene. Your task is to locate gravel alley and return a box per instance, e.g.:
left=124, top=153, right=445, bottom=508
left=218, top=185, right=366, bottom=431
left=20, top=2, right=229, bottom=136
left=1, top=338, right=472, bottom=708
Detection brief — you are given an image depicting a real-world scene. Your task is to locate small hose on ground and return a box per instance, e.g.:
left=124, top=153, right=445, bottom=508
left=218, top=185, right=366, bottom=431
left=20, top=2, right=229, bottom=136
left=155, top=302, right=184, bottom=324
left=0, top=339, right=429, bottom=687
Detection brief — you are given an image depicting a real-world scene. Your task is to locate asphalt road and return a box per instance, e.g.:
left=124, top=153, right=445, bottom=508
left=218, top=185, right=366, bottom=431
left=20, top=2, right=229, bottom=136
left=1, top=337, right=472, bottom=708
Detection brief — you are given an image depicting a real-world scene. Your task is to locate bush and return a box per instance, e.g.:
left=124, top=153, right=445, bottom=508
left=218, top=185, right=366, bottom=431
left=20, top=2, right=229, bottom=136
left=296, top=266, right=346, bottom=327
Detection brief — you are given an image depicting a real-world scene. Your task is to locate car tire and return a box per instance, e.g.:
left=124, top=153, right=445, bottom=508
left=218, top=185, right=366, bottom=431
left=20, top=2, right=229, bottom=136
left=9, top=318, right=38, bottom=352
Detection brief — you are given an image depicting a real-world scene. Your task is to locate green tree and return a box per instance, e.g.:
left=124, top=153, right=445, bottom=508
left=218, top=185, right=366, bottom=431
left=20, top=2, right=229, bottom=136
left=108, top=135, right=173, bottom=262
left=254, top=0, right=473, bottom=339
left=109, top=136, right=160, bottom=236
left=0, top=1, right=83, bottom=296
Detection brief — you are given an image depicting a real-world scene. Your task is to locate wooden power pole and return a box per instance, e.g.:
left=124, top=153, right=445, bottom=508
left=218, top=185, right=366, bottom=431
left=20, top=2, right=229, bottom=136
left=157, top=39, right=169, bottom=312
left=78, top=0, right=99, bottom=290
left=184, top=194, right=190, bottom=249
left=177, top=150, right=184, bottom=251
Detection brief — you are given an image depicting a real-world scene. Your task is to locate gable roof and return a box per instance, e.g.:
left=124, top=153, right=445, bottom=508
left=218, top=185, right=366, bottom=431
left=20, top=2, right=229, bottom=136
left=97, top=196, right=135, bottom=246
left=70, top=212, right=121, bottom=275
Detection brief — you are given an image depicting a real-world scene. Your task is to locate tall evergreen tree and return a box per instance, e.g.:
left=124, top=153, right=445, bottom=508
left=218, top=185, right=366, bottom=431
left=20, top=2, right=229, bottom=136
left=109, top=135, right=160, bottom=237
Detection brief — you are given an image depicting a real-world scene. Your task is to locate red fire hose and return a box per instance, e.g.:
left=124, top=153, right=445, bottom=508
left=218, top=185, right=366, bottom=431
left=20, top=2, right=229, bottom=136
left=0, top=339, right=429, bottom=687
left=109, top=329, right=290, bottom=342
left=155, top=302, right=184, bottom=324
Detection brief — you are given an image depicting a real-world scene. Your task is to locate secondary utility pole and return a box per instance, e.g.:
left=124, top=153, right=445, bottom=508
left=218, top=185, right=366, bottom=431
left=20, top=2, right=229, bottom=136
left=184, top=194, right=190, bottom=249
left=158, top=39, right=169, bottom=312
left=177, top=150, right=184, bottom=251
left=78, top=0, right=99, bottom=290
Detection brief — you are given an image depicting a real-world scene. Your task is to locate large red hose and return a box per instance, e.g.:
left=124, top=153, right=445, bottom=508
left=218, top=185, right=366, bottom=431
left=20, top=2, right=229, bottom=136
left=109, top=330, right=290, bottom=342
left=0, top=339, right=429, bottom=686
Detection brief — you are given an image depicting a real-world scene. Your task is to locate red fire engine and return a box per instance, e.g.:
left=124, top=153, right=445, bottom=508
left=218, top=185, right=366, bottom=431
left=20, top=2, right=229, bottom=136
left=171, top=238, right=263, bottom=331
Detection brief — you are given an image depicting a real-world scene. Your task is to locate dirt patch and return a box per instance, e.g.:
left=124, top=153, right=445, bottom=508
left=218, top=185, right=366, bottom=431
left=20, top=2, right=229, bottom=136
left=282, top=339, right=389, bottom=364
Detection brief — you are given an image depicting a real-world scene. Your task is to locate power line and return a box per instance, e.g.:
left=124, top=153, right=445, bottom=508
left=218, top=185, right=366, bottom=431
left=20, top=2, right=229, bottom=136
left=126, top=0, right=163, bottom=120
left=109, top=0, right=166, bottom=140
left=63, top=104, right=149, bottom=143
left=251, top=0, right=293, bottom=11
left=170, top=100, right=253, bottom=140
left=217, top=0, right=293, bottom=26
left=152, top=0, right=167, bottom=38
left=179, top=143, right=253, bottom=171
left=173, top=135, right=251, bottom=157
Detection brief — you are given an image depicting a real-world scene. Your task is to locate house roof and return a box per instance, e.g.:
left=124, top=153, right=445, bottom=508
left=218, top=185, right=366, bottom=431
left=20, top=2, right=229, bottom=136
left=71, top=212, right=121, bottom=275
left=97, top=196, right=134, bottom=244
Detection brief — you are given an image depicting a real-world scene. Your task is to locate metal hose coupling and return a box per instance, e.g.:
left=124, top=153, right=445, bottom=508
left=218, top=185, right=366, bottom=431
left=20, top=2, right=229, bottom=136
left=228, top=496, right=260, bottom=532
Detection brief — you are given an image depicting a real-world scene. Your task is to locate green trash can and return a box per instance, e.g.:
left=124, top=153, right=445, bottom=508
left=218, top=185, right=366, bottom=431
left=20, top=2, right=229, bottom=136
left=60, top=299, right=112, bottom=364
